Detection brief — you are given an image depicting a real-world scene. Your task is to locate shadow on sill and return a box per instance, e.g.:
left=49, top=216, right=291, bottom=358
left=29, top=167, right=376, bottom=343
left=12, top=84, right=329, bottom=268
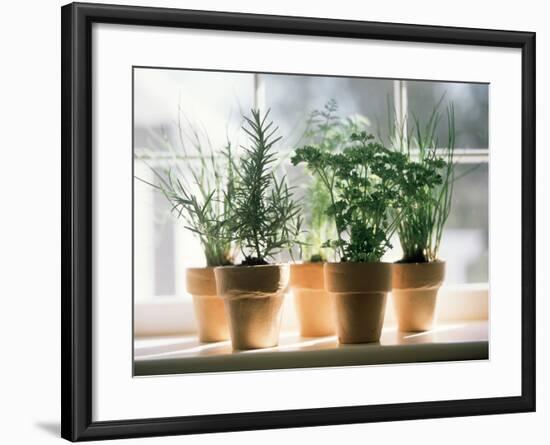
left=134, top=321, right=489, bottom=376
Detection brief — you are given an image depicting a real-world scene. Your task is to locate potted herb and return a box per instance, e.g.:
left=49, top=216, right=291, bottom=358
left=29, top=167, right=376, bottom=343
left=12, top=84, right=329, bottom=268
left=290, top=100, right=357, bottom=337
left=390, top=105, right=456, bottom=331
left=291, top=101, right=337, bottom=338
left=292, top=131, right=408, bottom=343
left=215, top=109, right=302, bottom=350
left=135, top=125, right=237, bottom=343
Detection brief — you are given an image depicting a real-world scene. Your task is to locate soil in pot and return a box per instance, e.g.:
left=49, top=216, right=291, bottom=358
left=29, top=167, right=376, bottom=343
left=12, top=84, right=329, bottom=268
left=186, top=267, right=230, bottom=342
left=324, top=262, right=392, bottom=344
left=214, top=264, right=289, bottom=350
left=290, top=263, right=335, bottom=337
left=392, top=261, right=445, bottom=332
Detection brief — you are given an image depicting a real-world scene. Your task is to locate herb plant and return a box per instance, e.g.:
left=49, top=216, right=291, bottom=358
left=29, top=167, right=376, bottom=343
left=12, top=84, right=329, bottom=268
left=299, top=100, right=371, bottom=262
left=390, top=104, right=456, bottom=263
left=135, top=120, right=238, bottom=267
left=230, top=109, right=302, bottom=266
left=293, top=132, right=412, bottom=263
left=300, top=100, right=340, bottom=262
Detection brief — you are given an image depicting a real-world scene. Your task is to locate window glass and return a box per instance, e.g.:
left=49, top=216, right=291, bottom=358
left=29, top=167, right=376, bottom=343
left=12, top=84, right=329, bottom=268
left=133, top=68, right=254, bottom=299
left=442, top=164, right=489, bottom=283
left=262, top=74, right=395, bottom=151
left=406, top=80, right=489, bottom=149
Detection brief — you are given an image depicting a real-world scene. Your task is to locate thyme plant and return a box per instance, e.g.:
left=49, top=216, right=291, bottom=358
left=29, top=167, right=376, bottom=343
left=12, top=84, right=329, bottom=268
left=230, top=109, right=302, bottom=266
left=391, top=104, right=456, bottom=263
left=135, top=119, right=238, bottom=267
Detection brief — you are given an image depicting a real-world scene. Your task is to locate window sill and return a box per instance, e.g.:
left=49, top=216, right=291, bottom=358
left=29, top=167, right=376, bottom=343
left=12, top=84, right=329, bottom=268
left=134, top=320, right=488, bottom=376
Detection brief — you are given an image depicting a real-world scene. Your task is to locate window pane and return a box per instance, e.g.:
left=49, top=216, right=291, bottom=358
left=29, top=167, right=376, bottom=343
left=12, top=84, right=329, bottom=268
left=134, top=68, right=254, bottom=149
left=133, top=68, right=254, bottom=298
left=262, top=74, right=395, bottom=151
left=406, top=80, right=489, bottom=149
left=440, top=163, right=489, bottom=283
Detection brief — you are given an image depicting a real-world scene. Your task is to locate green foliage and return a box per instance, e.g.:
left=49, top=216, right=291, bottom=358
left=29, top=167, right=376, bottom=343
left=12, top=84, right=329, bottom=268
left=293, top=132, right=416, bottom=263
left=300, top=100, right=339, bottom=262
left=303, top=175, right=332, bottom=262
left=391, top=103, right=456, bottom=263
left=135, top=119, right=237, bottom=267
left=299, top=100, right=371, bottom=262
left=230, top=109, right=302, bottom=265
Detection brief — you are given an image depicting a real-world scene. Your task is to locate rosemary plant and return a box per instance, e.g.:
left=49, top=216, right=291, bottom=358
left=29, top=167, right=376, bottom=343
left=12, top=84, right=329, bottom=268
left=135, top=119, right=238, bottom=267
left=391, top=104, right=456, bottom=263
left=230, top=109, right=302, bottom=266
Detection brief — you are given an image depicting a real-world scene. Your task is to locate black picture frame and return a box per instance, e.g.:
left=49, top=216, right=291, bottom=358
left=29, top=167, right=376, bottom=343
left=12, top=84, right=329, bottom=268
left=61, top=2, right=536, bottom=441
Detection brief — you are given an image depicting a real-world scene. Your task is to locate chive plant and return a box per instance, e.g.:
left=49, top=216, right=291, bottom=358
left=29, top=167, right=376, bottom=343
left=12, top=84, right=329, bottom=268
left=229, top=109, right=302, bottom=266
left=390, top=104, right=457, bottom=263
left=135, top=119, right=238, bottom=267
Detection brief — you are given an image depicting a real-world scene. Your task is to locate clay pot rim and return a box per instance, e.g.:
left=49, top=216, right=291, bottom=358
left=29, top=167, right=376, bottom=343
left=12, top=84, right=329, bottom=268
left=191, top=294, right=220, bottom=299
left=215, top=263, right=289, bottom=270
left=392, top=260, right=445, bottom=290
left=186, top=267, right=217, bottom=296
left=324, top=261, right=392, bottom=293
left=290, top=262, right=325, bottom=289
left=324, top=261, right=393, bottom=266
left=393, top=259, right=445, bottom=266
left=186, top=266, right=215, bottom=271
left=215, top=263, right=290, bottom=296
left=290, top=262, right=325, bottom=268
left=291, top=260, right=326, bottom=264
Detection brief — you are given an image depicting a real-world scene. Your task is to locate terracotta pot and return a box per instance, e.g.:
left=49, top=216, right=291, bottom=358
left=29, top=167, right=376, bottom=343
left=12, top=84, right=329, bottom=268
left=186, top=267, right=229, bottom=342
left=324, top=262, right=392, bottom=344
left=214, top=264, right=289, bottom=350
left=290, top=263, right=335, bottom=337
left=392, top=261, right=445, bottom=332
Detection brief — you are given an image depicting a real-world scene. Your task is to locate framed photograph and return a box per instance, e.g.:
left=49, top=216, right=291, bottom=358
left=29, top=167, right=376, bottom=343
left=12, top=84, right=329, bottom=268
left=61, top=2, right=536, bottom=441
